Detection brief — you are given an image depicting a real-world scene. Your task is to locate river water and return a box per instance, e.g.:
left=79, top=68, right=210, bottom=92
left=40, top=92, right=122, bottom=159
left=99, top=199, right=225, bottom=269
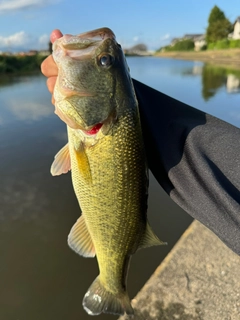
left=0, top=57, right=239, bottom=320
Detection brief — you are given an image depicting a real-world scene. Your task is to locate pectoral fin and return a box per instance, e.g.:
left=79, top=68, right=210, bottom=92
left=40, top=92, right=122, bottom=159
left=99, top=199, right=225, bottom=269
left=68, top=215, right=95, bottom=258
left=138, top=222, right=167, bottom=251
left=51, top=143, right=71, bottom=176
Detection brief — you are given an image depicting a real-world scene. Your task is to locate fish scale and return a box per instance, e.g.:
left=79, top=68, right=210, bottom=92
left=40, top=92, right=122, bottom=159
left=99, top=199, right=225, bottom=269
left=68, top=107, right=147, bottom=298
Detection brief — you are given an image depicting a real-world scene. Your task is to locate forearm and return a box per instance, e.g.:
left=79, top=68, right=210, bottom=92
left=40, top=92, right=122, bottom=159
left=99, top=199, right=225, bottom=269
left=133, top=79, right=240, bottom=255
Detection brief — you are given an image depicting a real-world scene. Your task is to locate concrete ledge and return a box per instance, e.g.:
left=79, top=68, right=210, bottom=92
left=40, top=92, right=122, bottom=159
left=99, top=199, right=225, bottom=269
left=119, top=220, right=240, bottom=320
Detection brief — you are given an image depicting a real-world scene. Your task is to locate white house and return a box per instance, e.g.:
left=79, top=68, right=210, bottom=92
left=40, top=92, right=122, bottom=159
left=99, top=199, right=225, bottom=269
left=229, top=17, right=240, bottom=40
left=194, top=35, right=206, bottom=51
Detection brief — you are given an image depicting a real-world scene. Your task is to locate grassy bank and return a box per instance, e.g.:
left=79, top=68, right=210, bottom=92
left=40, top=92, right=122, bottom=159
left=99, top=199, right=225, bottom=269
left=155, top=48, right=240, bottom=66
left=0, top=54, right=48, bottom=74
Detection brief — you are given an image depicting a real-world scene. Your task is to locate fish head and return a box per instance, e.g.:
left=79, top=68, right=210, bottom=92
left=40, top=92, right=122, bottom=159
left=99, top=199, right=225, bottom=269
left=52, top=27, right=134, bottom=134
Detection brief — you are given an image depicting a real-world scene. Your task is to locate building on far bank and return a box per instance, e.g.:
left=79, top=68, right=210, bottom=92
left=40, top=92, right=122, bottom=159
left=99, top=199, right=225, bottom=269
left=38, top=50, right=50, bottom=56
left=12, top=50, right=50, bottom=57
left=170, top=34, right=206, bottom=51
left=124, top=43, right=152, bottom=56
left=229, top=17, right=240, bottom=40
left=183, top=34, right=203, bottom=41
left=170, top=37, right=181, bottom=47
left=193, top=35, right=206, bottom=51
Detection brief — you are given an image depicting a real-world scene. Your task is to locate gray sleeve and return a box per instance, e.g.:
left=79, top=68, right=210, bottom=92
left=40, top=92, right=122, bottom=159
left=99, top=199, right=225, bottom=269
left=133, top=79, right=240, bottom=255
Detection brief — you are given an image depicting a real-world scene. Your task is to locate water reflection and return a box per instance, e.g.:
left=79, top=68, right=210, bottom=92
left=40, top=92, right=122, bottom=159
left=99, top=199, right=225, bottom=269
left=0, top=75, right=53, bottom=124
left=178, top=62, right=203, bottom=76
left=127, top=57, right=240, bottom=128
left=201, top=64, right=240, bottom=100
left=174, top=62, right=240, bottom=100
left=8, top=99, right=52, bottom=120
left=226, top=74, right=240, bottom=93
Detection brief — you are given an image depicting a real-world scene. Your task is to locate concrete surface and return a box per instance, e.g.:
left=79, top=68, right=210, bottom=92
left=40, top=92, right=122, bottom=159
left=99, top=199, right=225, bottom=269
left=119, top=220, right=240, bottom=320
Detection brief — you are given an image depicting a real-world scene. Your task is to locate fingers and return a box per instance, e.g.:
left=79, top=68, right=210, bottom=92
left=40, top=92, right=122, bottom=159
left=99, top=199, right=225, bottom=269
left=41, top=29, right=63, bottom=78
left=50, top=29, right=63, bottom=43
left=46, top=77, right=57, bottom=105
left=51, top=95, right=56, bottom=105
left=41, top=55, right=58, bottom=77
left=41, top=29, right=63, bottom=105
left=47, top=76, right=57, bottom=94
left=41, top=55, right=58, bottom=105
left=41, top=29, right=63, bottom=77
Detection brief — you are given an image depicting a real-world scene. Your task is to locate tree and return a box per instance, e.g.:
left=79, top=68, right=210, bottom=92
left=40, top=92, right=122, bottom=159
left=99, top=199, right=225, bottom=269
left=48, top=41, right=52, bottom=53
left=208, top=5, right=225, bottom=24
left=206, top=6, right=233, bottom=44
left=130, top=44, right=148, bottom=52
left=172, top=39, right=194, bottom=51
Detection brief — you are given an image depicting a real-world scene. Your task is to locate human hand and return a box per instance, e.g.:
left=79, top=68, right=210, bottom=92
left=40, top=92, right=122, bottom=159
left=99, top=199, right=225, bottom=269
left=41, top=29, right=63, bottom=104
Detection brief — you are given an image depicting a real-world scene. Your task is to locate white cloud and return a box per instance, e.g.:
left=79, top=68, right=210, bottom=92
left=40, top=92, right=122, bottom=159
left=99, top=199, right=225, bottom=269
left=0, top=31, right=49, bottom=51
left=161, top=33, right=170, bottom=41
left=0, top=0, right=58, bottom=12
left=0, top=31, right=30, bottom=48
left=133, top=36, right=139, bottom=42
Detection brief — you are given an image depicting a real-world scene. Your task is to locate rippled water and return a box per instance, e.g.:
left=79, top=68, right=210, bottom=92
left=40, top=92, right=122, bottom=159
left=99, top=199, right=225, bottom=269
left=0, top=58, right=239, bottom=320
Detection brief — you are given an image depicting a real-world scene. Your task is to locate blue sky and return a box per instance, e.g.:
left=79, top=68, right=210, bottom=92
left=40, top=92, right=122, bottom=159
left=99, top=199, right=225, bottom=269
left=0, top=0, right=239, bottom=52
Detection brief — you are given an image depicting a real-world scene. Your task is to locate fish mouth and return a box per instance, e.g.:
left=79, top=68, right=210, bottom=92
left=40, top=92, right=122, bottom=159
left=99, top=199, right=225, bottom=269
left=61, top=28, right=115, bottom=49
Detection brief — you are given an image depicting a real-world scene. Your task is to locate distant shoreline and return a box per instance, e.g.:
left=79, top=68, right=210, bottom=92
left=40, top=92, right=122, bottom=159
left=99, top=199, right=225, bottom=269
left=155, top=48, right=240, bottom=66
left=0, top=54, right=47, bottom=75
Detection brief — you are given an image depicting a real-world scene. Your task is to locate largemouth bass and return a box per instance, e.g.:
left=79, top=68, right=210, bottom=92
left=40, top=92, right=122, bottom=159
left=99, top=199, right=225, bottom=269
left=51, top=27, right=165, bottom=316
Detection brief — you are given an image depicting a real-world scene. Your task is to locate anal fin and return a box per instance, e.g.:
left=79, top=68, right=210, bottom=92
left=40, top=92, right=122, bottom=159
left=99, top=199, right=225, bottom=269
left=138, top=222, right=167, bottom=251
left=68, top=215, right=95, bottom=258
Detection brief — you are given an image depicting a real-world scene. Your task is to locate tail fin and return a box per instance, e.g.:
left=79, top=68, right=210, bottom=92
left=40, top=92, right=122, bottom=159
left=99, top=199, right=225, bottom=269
left=82, top=276, right=134, bottom=316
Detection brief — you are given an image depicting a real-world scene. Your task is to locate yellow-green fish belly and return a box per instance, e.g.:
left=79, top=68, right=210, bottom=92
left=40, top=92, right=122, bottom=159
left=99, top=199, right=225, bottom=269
left=69, top=108, right=147, bottom=292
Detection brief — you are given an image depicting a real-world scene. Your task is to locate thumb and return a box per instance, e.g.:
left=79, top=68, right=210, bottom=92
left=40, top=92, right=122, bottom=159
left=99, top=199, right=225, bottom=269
left=50, top=29, right=63, bottom=43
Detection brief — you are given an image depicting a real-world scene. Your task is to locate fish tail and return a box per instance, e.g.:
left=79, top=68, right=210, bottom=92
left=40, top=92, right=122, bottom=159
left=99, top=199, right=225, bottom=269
left=82, top=276, right=134, bottom=316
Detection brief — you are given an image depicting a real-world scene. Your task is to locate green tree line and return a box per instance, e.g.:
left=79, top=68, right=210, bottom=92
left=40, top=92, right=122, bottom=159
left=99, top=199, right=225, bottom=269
left=0, top=54, right=47, bottom=74
left=205, top=5, right=239, bottom=49
left=158, top=6, right=239, bottom=52
left=159, top=39, right=195, bottom=52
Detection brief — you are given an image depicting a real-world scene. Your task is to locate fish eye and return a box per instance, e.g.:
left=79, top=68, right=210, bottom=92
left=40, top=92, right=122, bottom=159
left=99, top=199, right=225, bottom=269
left=99, top=54, right=114, bottom=67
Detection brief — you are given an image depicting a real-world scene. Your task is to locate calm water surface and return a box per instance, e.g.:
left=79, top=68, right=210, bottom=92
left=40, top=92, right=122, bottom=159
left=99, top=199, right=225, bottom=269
left=0, top=58, right=239, bottom=320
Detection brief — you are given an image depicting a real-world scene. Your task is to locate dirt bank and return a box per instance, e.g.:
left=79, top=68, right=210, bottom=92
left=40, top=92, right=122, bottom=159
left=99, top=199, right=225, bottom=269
left=155, top=48, right=240, bottom=65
